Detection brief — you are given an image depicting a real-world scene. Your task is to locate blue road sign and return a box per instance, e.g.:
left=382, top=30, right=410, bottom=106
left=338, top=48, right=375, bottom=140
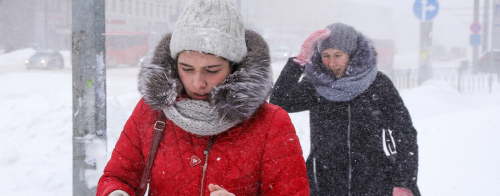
left=470, top=34, right=481, bottom=46
left=496, top=3, right=500, bottom=16
left=470, top=22, right=482, bottom=34
left=413, top=0, right=440, bottom=21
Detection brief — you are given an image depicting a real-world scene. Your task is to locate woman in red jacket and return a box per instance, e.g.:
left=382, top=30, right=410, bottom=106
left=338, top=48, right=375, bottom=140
left=96, top=0, right=309, bottom=196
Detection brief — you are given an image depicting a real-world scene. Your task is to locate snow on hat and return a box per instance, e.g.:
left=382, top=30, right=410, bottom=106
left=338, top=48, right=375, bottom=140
left=170, top=0, right=247, bottom=63
left=318, top=23, right=359, bottom=56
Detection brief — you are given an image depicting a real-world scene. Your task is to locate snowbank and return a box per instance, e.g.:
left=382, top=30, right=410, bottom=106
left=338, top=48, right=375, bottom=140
left=0, top=48, right=36, bottom=67
left=0, top=49, right=72, bottom=68
left=0, top=65, right=499, bottom=195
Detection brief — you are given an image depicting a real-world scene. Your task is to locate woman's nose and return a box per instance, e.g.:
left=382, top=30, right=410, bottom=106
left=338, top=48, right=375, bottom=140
left=193, top=73, right=207, bottom=89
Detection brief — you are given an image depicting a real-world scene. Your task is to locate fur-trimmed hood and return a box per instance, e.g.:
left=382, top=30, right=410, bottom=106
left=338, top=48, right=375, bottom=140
left=138, top=30, right=272, bottom=122
left=309, top=32, right=377, bottom=80
left=303, top=31, right=379, bottom=102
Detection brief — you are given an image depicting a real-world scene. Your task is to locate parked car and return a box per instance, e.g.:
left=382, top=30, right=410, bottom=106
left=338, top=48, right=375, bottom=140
left=289, top=48, right=300, bottom=58
left=450, top=47, right=465, bottom=59
left=0, top=45, right=14, bottom=54
left=439, top=51, right=457, bottom=61
left=137, top=56, right=146, bottom=67
left=271, top=47, right=291, bottom=61
left=478, top=50, right=500, bottom=73
left=372, top=39, right=395, bottom=71
left=432, top=45, right=447, bottom=61
left=26, top=51, right=65, bottom=69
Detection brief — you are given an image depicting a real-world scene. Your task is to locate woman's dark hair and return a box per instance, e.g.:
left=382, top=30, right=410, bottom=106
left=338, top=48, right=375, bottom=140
left=174, top=52, right=239, bottom=74
left=229, top=61, right=238, bottom=74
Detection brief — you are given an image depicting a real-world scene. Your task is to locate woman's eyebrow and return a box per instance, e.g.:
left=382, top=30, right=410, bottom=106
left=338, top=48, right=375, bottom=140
left=178, top=62, right=193, bottom=67
left=205, top=64, right=222, bottom=69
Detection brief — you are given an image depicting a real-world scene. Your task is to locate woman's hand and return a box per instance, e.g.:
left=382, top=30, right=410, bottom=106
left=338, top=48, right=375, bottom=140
left=209, top=184, right=235, bottom=196
left=393, top=187, right=414, bottom=196
left=294, top=28, right=331, bottom=66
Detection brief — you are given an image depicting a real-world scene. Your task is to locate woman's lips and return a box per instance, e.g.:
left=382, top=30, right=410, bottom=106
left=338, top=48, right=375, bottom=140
left=192, top=92, right=209, bottom=99
left=329, top=68, right=341, bottom=75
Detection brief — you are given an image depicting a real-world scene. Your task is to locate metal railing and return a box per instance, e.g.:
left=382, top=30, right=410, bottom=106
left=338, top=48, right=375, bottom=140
left=387, top=69, right=419, bottom=90
left=386, top=68, right=498, bottom=93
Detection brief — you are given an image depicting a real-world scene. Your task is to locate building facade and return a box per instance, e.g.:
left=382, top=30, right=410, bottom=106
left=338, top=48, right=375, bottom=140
left=0, top=0, right=184, bottom=51
left=105, top=0, right=185, bottom=48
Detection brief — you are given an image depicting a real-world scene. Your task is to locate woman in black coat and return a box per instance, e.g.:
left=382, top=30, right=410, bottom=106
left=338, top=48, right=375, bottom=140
left=270, top=23, right=420, bottom=196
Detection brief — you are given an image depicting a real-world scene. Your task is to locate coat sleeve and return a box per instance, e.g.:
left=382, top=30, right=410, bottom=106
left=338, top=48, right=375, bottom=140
left=270, top=58, right=317, bottom=113
left=379, top=75, right=419, bottom=193
left=259, top=108, right=310, bottom=196
left=97, top=100, right=149, bottom=196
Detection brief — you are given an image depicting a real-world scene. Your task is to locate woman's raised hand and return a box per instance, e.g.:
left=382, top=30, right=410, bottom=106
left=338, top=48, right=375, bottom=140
left=208, top=184, right=235, bottom=196
left=393, top=187, right=414, bottom=196
left=294, top=28, right=331, bottom=66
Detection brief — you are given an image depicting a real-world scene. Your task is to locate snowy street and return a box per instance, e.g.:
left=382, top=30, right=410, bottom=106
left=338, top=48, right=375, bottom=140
left=1, top=50, right=500, bottom=195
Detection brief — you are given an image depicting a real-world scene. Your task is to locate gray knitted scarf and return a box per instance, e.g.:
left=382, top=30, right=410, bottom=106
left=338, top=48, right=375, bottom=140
left=162, top=99, right=242, bottom=136
left=304, top=30, right=379, bottom=102
left=304, top=62, right=377, bottom=102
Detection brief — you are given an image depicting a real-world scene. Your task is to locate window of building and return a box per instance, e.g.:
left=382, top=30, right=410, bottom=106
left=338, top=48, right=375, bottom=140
left=128, top=0, right=132, bottom=15
left=163, top=5, right=166, bottom=19
left=120, top=0, right=124, bottom=14
left=106, top=0, right=109, bottom=13
left=136, top=1, right=139, bottom=15
left=150, top=3, right=153, bottom=17
left=62, top=1, right=66, bottom=12
left=47, top=0, right=53, bottom=11
left=157, top=5, right=160, bottom=18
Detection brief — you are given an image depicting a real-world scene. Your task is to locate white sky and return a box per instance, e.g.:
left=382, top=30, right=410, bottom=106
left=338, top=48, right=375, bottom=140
left=354, top=0, right=483, bottom=53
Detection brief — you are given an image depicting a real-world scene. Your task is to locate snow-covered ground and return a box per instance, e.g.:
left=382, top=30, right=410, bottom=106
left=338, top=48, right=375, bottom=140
left=1, top=50, right=499, bottom=195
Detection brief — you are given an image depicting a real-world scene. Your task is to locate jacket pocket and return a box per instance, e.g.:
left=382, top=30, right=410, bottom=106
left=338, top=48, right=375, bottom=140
left=313, top=158, right=318, bottom=186
left=382, top=128, right=397, bottom=157
left=306, top=152, right=320, bottom=193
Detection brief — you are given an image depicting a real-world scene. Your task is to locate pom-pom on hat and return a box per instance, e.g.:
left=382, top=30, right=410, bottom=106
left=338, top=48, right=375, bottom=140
left=170, top=0, right=247, bottom=63
left=318, top=23, right=359, bottom=56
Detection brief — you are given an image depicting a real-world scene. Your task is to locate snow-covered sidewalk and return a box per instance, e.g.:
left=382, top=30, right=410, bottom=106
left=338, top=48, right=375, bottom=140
left=1, top=58, right=499, bottom=195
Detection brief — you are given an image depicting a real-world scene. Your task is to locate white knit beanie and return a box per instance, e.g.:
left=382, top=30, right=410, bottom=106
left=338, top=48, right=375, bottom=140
left=170, top=0, right=247, bottom=63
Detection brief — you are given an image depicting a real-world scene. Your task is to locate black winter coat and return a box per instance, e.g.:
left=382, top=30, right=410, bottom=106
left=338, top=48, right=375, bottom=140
left=270, top=58, right=420, bottom=196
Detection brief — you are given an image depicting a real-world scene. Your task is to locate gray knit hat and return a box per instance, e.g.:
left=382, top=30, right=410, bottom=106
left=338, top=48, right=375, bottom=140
left=170, top=0, right=247, bottom=63
left=318, top=23, right=359, bottom=56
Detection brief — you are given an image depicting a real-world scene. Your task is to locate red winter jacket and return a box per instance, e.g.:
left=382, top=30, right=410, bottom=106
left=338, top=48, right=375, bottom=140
left=97, top=99, right=310, bottom=196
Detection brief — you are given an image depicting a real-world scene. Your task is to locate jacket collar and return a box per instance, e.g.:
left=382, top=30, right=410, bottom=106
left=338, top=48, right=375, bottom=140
left=138, top=30, right=272, bottom=122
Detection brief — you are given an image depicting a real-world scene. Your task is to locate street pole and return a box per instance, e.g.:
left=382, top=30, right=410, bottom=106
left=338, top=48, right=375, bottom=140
left=483, top=0, right=490, bottom=53
left=473, top=0, right=480, bottom=70
left=72, top=0, right=106, bottom=195
left=44, top=0, right=48, bottom=49
left=34, top=0, right=46, bottom=49
left=418, top=20, right=433, bottom=85
left=493, top=0, right=500, bottom=78
left=415, top=0, right=438, bottom=85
